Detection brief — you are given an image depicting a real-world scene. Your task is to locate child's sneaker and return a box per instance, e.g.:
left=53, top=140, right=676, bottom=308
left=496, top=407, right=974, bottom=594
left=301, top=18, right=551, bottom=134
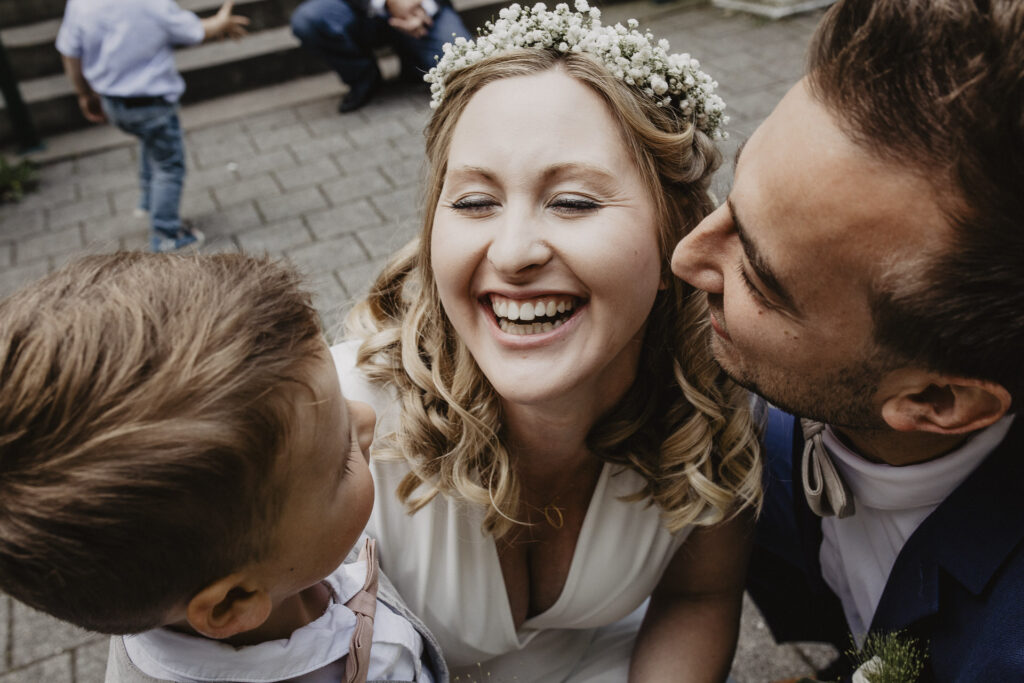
left=151, top=226, right=205, bottom=253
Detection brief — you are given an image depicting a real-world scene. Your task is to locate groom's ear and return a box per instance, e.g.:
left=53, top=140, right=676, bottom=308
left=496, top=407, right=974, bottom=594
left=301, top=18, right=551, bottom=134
left=878, top=368, right=1011, bottom=435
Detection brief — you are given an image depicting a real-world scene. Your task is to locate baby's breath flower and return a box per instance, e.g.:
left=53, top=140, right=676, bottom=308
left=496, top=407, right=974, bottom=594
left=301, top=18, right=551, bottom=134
left=424, top=1, right=728, bottom=139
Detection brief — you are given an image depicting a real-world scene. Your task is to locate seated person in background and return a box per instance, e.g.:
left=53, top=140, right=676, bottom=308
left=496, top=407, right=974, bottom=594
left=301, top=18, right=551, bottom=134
left=0, top=253, right=445, bottom=683
left=290, top=0, right=470, bottom=112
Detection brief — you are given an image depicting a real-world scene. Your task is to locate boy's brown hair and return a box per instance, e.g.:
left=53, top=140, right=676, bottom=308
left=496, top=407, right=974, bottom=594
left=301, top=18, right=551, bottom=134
left=0, top=252, right=323, bottom=634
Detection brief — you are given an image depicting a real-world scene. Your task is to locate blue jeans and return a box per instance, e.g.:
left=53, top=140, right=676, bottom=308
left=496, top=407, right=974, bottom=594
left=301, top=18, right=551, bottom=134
left=101, top=96, right=186, bottom=240
left=290, top=0, right=469, bottom=87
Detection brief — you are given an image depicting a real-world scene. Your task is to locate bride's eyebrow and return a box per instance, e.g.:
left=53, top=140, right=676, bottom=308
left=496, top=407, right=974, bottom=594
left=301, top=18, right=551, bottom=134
left=445, top=165, right=496, bottom=185
left=540, top=163, right=618, bottom=191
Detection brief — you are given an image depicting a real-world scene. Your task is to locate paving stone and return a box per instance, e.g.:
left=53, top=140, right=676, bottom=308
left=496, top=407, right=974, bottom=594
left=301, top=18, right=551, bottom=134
left=335, top=256, right=388, bottom=301
left=81, top=211, right=148, bottom=245
left=286, top=233, right=367, bottom=275
left=10, top=602, right=96, bottom=668
left=202, top=234, right=241, bottom=254
left=289, top=134, right=354, bottom=163
left=369, top=184, right=422, bottom=222
left=193, top=202, right=264, bottom=234
left=72, top=639, right=110, bottom=683
left=0, top=261, right=49, bottom=298
left=236, top=218, right=314, bottom=254
left=390, top=134, right=427, bottom=159
left=8, top=182, right=77, bottom=213
left=75, top=169, right=137, bottom=196
left=729, top=594, right=816, bottom=682
left=294, top=97, right=339, bottom=122
left=0, top=653, right=72, bottom=683
left=185, top=163, right=238, bottom=192
left=343, top=119, right=409, bottom=148
left=355, top=217, right=419, bottom=260
left=333, top=144, right=407, bottom=175
left=237, top=149, right=298, bottom=178
left=305, top=115, right=356, bottom=140
left=74, top=147, right=134, bottom=175
left=0, top=596, right=9, bottom=673
left=0, top=243, right=12, bottom=268
left=187, top=121, right=248, bottom=147
left=381, top=158, right=425, bottom=187
left=194, top=138, right=257, bottom=169
left=47, top=195, right=112, bottom=231
left=305, top=200, right=384, bottom=241
left=181, top=190, right=218, bottom=218
left=110, top=187, right=140, bottom=214
left=252, top=123, right=314, bottom=153
left=257, top=186, right=329, bottom=223
left=0, top=208, right=45, bottom=239
left=321, top=170, right=392, bottom=206
left=242, top=107, right=301, bottom=134
left=16, top=226, right=84, bottom=265
left=275, top=157, right=341, bottom=192
left=305, top=270, right=348, bottom=323
left=214, top=173, right=281, bottom=209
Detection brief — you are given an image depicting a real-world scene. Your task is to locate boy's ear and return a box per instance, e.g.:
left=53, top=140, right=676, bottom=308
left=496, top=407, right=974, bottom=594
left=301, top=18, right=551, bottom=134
left=186, top=573, right=272, bottom=640
left=879, top=369, right=1012, bottom=435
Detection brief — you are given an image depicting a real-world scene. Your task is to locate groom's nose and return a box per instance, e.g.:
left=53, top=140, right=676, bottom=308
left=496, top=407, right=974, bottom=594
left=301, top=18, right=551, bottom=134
left=671, top=202, right=730, bottom=295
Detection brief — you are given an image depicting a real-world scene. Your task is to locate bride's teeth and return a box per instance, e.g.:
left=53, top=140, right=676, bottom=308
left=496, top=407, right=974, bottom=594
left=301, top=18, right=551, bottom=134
left=520, top=302, right=535, bottom=321
left=500, top=319, right=508, bottom=332
left=496, top=299, right=508, bottom=318
left=557, top=301, right=566, bottom=313
left=554, top=319, right=563, bottom=328
left=541, top=322, right=553, bottom=333
left=546, top=301, right=556, bottom=317
left=507, top=301, right=520, bottom=321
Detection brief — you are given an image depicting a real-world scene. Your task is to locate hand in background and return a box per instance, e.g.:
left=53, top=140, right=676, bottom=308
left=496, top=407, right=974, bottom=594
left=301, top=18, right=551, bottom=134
left=386, top=0, right=431, bottom=38
left=203, top=0, right=250, bottom=41
left=77, top=93, right=106, bottom=123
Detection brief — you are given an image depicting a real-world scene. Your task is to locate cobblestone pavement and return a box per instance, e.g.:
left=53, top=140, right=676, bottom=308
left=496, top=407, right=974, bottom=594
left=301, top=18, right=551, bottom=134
left=0, top=1, right=837, bottom=680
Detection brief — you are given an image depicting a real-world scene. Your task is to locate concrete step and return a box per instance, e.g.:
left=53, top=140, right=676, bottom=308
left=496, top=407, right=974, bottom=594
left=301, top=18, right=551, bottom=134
left=2, top=0, right=294, bottom=82
left=1, top=24, right=327, bottom=144
left=0, top=0, right=65, bottom=28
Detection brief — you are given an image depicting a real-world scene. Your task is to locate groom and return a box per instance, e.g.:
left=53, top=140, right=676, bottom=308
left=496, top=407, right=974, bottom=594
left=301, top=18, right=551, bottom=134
left=671, top=0, right=1023, bottom=680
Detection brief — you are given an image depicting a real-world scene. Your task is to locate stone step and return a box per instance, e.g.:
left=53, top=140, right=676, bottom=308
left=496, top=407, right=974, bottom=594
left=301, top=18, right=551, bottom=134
left=2, top=0, right=294, bottom=82
left=0, top=25, right=327, bottom=144
left=0, top=0, right=65, bottom=28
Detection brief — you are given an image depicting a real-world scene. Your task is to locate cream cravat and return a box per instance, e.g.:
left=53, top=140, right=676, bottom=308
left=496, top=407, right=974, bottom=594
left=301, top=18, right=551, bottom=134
left=344, top=538, right=380, bottom=683
left=800, top=419, right=855, bottom=518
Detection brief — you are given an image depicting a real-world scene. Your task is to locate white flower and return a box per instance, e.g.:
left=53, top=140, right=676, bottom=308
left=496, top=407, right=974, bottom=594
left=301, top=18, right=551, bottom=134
left=425, top=2, right=728, bottom=140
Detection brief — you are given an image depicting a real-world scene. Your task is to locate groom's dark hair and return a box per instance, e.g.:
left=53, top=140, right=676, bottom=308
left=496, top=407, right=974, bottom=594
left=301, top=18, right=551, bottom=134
left=808, top=0, right=1024, bottom=403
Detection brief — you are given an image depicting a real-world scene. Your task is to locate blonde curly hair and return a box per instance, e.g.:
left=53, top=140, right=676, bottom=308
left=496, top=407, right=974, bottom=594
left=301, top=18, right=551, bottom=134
left=347, top=49, right=761, bottom=538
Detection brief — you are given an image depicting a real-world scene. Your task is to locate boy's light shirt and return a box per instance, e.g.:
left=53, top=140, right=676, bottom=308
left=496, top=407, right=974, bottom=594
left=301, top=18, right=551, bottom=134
left=124, top=559, right=429, bottom=682
left=819, top=414, right=1015, bottom=644
left=56, top=0, right=204, bottom=101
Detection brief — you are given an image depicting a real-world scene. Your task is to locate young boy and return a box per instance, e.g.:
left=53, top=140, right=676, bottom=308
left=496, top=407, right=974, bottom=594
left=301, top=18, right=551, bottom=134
left=0, top=253, right=445, bottom=683
left=56, top=1, right=248, bottom=253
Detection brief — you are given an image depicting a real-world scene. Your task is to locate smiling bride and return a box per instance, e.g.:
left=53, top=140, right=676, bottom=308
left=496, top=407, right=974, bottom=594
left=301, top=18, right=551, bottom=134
left=333, top=3, right=761, bottom=680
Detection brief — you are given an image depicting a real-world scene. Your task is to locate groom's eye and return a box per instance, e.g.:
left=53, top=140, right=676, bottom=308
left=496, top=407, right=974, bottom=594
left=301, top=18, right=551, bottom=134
left=736, top=263, right=776, bottom=309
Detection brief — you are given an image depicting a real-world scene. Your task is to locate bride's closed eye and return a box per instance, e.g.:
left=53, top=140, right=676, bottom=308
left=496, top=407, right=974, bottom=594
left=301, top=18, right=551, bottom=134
left=548, top=194, right=601, bottom=215
left=448, top=194, right=498, bottom=214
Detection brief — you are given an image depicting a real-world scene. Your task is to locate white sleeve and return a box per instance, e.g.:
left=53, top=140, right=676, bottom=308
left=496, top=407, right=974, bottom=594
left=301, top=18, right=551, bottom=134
left=157, top=0, right=205, bottom=46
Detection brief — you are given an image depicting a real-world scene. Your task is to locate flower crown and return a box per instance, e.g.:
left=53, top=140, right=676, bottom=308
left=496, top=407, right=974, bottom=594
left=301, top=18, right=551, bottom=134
left=424, top=0, right=728, bottom=140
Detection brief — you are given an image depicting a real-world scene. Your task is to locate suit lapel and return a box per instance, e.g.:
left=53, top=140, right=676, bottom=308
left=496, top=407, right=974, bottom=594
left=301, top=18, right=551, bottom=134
left=869, top=417, right=1024, bottom=633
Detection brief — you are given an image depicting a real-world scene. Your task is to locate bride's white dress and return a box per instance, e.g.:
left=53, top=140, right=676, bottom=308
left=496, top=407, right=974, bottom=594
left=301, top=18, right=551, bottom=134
left=332, top=341, right=692, bottom=682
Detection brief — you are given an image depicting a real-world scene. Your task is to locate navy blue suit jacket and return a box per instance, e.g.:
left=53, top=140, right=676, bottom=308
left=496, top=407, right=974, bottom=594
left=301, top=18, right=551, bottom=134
left=747, top=409, right=1024, bottom=681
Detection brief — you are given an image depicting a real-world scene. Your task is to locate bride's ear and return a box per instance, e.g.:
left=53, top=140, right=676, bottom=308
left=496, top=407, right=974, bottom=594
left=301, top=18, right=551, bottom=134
left=878, top=369, right=1011, bottom=435
left=186, top=573, right=272, bottom=640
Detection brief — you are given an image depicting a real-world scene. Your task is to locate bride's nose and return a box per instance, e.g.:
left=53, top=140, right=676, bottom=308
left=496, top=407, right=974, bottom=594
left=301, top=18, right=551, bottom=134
left=486, top=206, right=553, bottom=277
